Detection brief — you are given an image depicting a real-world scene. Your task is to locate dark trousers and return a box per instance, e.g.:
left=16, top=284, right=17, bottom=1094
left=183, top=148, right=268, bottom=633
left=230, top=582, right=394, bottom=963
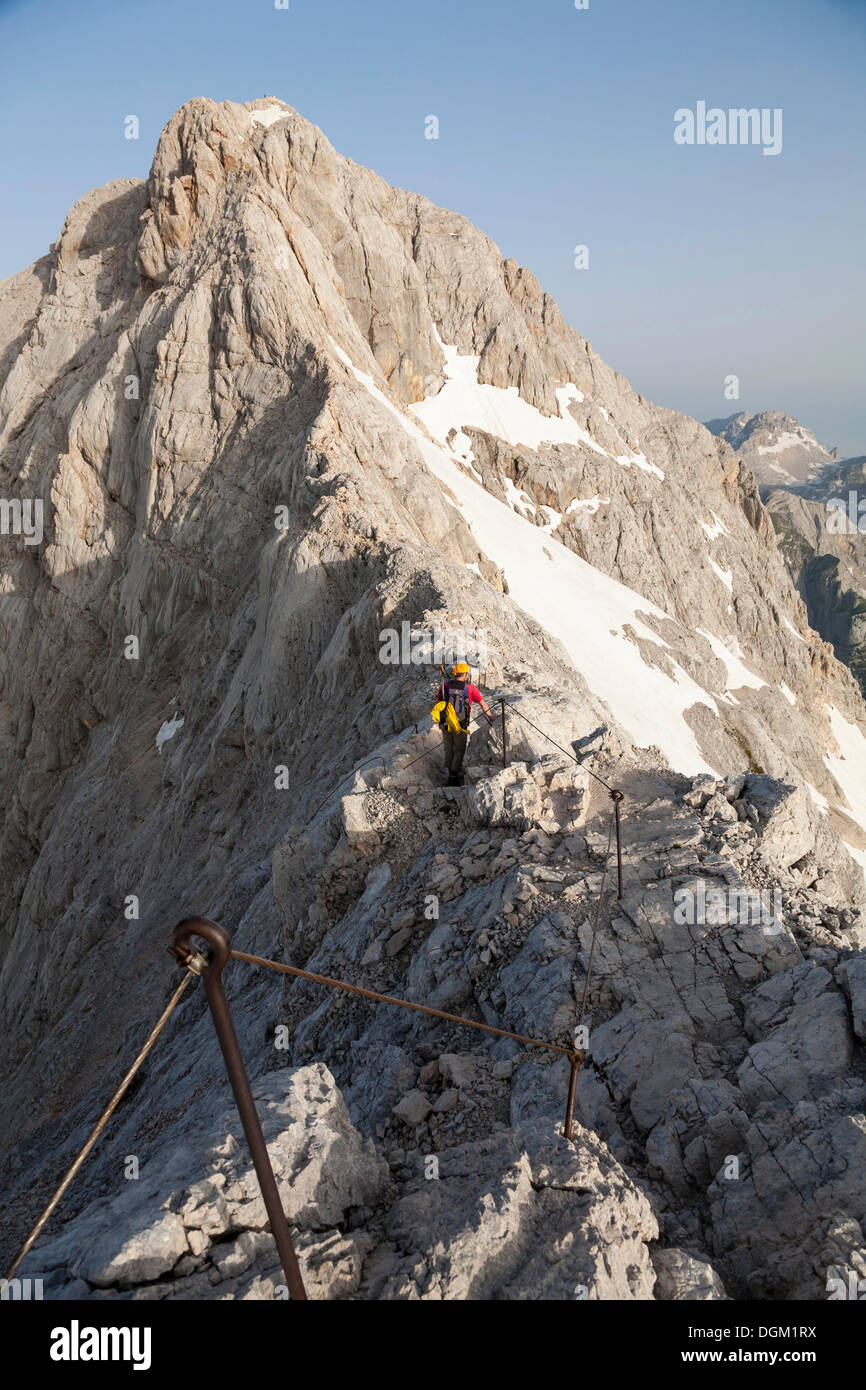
left=442, top=729, right=468, bottom=773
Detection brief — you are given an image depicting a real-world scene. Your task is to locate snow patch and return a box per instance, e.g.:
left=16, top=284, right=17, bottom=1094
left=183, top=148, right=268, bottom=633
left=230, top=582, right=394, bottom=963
left=700, top=513, right=729, bottom=541
left=566, top=495, right=609, bottom=518
left=756, top=430, right=824, bottom=456
left=824, top=706, right=866, bottom=836
left=249, top=105, right=288, bottom=128
left=806, top=782, right=830, bottom=813
left=782, top=615, right=808, bottom=645
left=844, top=842, right=866, bottom=873
left=615, top=449, right=665, bottom=481
left=708, top=557, right=733, bottom=592
left=696, top=629, right=766, bottom=692
left=409, top=342, right=602, bottom=456
left=331, top=339, right=727, bottom=774
left=503, top=476, right=536, bottom=518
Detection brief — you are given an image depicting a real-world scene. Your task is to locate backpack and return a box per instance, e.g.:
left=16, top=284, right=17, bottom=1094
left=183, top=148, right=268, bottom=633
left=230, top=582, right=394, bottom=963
left=444, top=680, right=470, bottom=729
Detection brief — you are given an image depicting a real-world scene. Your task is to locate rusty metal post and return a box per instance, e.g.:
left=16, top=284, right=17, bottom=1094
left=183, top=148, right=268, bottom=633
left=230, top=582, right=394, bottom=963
left=611, top=790, right=624, bottom=900
left=500, top=698, right=507, bottom=769
left=564, top=1053, right=580, bottom=1140
left=171, top=917, right=307, bottom=1301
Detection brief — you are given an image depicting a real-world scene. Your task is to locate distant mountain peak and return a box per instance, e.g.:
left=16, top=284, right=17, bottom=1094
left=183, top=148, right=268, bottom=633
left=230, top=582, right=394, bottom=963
left=705, top=409, right=835, bottom=484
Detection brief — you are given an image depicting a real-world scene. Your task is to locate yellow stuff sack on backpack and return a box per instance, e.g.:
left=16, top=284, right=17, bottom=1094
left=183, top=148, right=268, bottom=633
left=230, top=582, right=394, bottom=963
left=431, top=701, right=464, bottom=734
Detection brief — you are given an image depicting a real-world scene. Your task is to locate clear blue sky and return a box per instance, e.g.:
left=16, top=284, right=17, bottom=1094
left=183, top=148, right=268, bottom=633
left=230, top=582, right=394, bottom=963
left=1, top=0, right=864, bottom=454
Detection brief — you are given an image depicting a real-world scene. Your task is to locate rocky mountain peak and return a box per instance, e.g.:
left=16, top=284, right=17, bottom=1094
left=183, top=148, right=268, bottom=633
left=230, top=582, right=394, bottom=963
left=705, top=409, right=834, bottom=486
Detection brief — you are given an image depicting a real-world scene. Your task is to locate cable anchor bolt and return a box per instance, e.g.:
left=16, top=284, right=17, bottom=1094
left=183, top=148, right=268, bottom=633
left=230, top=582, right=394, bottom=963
left=167, top=945, right=210, bottom=975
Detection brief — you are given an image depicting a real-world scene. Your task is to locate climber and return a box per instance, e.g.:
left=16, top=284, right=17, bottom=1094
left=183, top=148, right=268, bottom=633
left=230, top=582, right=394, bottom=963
left=431, top=662, right=495, bottom=786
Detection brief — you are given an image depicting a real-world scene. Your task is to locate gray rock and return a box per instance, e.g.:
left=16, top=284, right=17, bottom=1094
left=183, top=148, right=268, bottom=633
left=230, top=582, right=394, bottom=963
left=438, top=1054, right=478, bottom=1089
left=835, top=951, right=866, bottom=1039
left=393, top=1090, right=432, bottom=1126
left=723, top=772, right=747, bottom=802
left=704, top=792, right=738, bottom=823
left=684, top=776, right=718, bottom=809
left=651, top=1246, right=728, bottom=1300
left=375, top=1120, right=658, bottom=1300
left=77, top=1213, right=189, bottom=1289
left=467, top=764, right=544, bottom=829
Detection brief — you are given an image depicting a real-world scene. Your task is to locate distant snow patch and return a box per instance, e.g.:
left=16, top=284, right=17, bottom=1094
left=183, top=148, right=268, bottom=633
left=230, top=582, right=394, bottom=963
left=782, top=615, right=808, bottom=645
left=409, top=342, right=601, bottom=456
left=330, top=338, right=725, bottom=774
left=615, top=449, right=665, bottom=480
left=539, top=505, right=562, bottom=534
left=696, top=628, right=765, bottom=692
left=707, top=556, right=733, bottom=592
left=824, top=706, right=866, bottom=831
left=700, top=513, right=729, bottom=541
left=503, top=476, right=536, bottom=518
left=780, top=682, right=797, bottom=706
left=756, top=430, right=822, bottom=456
left=249, top=105, right=287, bottom=128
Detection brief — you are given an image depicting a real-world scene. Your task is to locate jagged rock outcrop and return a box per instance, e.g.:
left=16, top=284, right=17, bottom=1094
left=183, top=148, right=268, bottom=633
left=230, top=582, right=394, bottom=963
left=3, top=96, right=866, bottom=1300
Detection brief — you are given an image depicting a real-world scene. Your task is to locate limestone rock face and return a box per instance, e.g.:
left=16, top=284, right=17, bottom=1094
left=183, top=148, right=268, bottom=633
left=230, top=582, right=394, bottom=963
left=651, top=1246, right=728, bottom=1301
left=3, top=96, right=866, bottom=1301
left=23, top=1063, right=387, bottom=1296
left=376, top=1121, right=658, bottom=1300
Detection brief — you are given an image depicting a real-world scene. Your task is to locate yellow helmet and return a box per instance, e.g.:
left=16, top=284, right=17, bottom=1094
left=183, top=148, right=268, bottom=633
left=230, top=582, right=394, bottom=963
left=452, top=662, right=470, bottom=678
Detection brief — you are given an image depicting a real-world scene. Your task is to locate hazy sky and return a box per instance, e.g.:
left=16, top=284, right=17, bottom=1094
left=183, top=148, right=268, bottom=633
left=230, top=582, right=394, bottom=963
left=1, top=0, right=864, bottom=453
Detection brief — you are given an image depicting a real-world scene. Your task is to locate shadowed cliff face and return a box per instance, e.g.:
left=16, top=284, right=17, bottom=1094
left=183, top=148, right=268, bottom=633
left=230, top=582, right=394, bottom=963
left=2, top=97, right=866, bottom=1300
left=763, top=462, right=866, bottom=701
